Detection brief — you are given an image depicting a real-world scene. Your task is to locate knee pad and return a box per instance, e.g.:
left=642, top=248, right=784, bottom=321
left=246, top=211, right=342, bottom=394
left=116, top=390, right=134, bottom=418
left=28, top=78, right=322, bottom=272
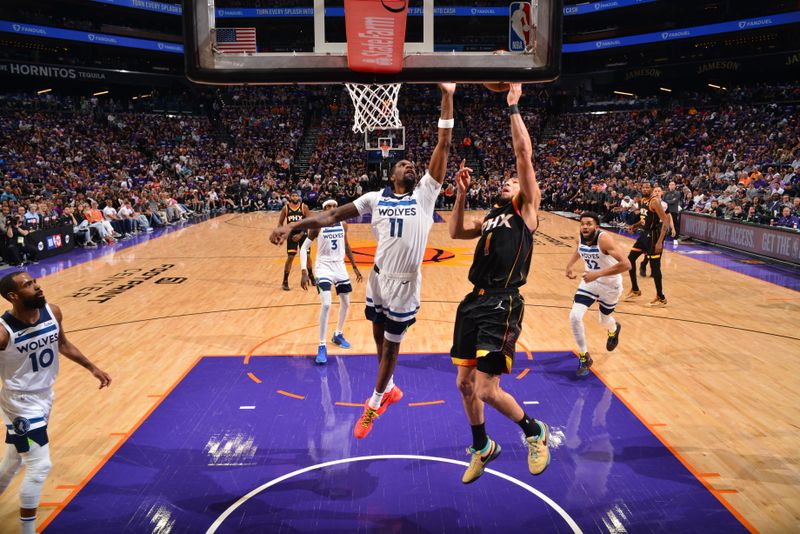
left=569, top=304, right=588, bottom=325
left=20, top=445, right=51, bottom=509
left=320, top=291, right=332, bottom=308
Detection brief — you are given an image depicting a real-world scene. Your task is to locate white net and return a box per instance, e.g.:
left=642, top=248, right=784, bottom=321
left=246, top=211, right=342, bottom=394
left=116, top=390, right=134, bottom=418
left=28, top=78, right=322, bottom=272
left=345, top=83, right=403, bottom=134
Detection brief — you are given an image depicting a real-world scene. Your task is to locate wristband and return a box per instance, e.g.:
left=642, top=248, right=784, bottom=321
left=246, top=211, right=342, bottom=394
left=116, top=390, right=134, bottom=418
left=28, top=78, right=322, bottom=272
left=438, top=118, right=455, bottom=129
left=508, top=104, right=520, bottom=115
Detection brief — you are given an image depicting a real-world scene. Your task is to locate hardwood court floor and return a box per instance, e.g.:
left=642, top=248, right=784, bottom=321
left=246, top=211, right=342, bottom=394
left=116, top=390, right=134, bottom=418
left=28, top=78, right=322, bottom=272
left=1, top=211, right=797, bottom=532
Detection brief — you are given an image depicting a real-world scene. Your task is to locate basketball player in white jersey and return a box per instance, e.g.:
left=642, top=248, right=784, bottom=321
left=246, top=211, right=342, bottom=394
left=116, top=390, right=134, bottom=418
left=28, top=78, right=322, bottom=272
left=299, top=199, right=363, bottom=365
left=565, top=212, right=631, bottom=377
left=0, top=271, right=111, bottom=533
left=271, top=82, right=456, bottom=439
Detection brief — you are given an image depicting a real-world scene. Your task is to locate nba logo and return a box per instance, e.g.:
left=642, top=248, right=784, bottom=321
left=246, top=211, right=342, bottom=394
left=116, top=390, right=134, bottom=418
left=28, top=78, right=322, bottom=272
left=509, top=2, right=535, bottom=53
left=54, top=234, right=62, bottom=247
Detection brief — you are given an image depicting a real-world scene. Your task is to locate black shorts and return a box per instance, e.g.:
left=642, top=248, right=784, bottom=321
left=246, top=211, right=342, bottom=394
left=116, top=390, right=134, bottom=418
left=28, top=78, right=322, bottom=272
left=632, top=231, right=659, bottom=258
left=286, top=232, right=306, bottom=254
left=450, top=290, right=524, bottom=375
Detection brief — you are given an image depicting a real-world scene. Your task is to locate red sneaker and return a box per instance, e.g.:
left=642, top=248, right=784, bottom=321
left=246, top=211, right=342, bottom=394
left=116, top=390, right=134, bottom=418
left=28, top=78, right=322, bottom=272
left=354, top=405, right=379, bottom=439
left=375, top=385, right=404, bottom=416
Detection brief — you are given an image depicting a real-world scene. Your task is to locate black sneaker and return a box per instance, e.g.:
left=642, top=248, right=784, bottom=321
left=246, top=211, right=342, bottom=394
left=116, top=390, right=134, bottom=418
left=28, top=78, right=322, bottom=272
left=576, top=353, right=593, bottom=377
left=606, top=323, right=622, bottom=352
left=639, top=265, right=647, bottom=277
left=282, top=281, right=290, bottom=291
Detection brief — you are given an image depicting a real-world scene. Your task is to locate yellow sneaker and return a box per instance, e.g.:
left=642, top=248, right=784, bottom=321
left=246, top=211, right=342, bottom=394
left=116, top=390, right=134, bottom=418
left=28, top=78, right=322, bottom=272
left=623, top=289, right=641, bottom=301
left=647, top=297, right=667, bottom=308
left=526, top=421, right=551, bottom=475
left=462, top=438, right=501, bottom=484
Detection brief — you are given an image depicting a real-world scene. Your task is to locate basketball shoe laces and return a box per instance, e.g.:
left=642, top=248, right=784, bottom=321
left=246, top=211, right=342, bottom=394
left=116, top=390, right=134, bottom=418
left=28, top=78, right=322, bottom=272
left=528, top=437, right=541, bottom=462
left=360, top=408, right=378, bottom=428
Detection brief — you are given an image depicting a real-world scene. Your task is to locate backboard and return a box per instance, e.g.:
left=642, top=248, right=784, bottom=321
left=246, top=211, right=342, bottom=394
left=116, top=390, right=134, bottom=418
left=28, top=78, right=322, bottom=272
left=183, top=0, right=562, bottom=85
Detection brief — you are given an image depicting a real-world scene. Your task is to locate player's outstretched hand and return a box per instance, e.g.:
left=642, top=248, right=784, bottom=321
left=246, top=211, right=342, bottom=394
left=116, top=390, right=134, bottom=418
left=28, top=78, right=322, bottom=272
left=455, top=159, right=473, bottom=194
left=300, top=270, right=310, bottom=291
left=92, top=366, right=112, bottom=389
left=566, top=266, right=577, bottom=279
left=507, top=83, right=522, bottom=106
left=439, top=83, right=456, bottom=95
left=270, top=226, right=291, bottom=245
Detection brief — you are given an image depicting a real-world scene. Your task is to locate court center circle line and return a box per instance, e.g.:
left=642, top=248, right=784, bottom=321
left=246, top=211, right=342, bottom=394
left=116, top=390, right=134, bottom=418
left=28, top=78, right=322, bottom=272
left=206, top=454, right=582, bottom=534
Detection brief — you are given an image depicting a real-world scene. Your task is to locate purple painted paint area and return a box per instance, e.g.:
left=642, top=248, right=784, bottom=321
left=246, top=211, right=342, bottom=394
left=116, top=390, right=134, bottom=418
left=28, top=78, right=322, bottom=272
left=0, top=221, right=200, bottom=280
left=46, top=351, right=746, bottom=533
left=347, top=212, right=446, bottom=224
left=605, top=226, right=800, bottom=291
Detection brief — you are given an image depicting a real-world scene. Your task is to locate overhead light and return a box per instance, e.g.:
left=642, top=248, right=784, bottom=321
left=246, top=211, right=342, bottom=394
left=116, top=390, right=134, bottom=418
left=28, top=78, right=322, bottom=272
left=37, top=88, right=52, bottom=95
left=707, top=83, right=721, bottom=89
left=590, top=111, right=608, bottom=115
left=721, top=86, right=728, bottom=91
left=659, top=87, right=672, bottom=93
left=132, top=96, right=138, bottom=100
left=93, top=90, right=109, bottom=96
left=139, top=93, right=152, bottom=99
left=613, top=90, right=634, bottom=97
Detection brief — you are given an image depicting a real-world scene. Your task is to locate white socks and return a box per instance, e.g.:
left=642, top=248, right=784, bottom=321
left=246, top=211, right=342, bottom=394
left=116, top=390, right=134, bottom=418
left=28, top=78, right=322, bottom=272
left=368, top=390, right=384, bottom=410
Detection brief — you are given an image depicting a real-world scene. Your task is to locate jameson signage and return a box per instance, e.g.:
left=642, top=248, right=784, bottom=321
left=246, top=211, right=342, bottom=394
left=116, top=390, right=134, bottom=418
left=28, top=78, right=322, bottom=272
left=696, top=60, right=740, bottom=75
left=624, top=68, right=662, bottom=80
left=0, top=60, right=179, bottom=85
left=682, top=213, right=800, bottom=265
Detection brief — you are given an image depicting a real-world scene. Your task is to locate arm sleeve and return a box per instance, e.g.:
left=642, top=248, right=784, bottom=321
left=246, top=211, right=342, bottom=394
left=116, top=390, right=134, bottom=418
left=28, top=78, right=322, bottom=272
left=353, top=191, right=379, bottom=216
left=299, top=238, right=312, bottom=270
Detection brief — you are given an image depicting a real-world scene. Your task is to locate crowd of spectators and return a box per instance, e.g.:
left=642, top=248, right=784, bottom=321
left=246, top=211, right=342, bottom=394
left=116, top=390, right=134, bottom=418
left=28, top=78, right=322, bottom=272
left=1, top=81, right=798, bottom=266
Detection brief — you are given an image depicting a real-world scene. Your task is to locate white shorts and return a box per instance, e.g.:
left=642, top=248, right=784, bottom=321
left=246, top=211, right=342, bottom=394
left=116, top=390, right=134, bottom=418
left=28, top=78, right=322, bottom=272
left=365, top=268, right=421, bottom=342
left=1, top=388, right=54, bottom=433
left=574, top=275, right=623, bottom=313
left=315, top=261, right=352, bottom=294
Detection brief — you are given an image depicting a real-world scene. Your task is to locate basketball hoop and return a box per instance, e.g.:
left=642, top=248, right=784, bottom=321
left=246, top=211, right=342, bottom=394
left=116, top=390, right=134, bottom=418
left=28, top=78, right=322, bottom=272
left=345, top=83, right=403, bottom=134
left=380, top=144, right=391, bottom=159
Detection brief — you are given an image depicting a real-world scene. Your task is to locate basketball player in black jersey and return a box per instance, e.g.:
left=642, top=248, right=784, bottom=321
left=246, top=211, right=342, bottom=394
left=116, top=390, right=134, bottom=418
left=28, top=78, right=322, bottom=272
left=277, top=191, right=314, bottom=290
left=448, top=84, right=550, bottom=484
left=623, top=182, right=670, bottom=307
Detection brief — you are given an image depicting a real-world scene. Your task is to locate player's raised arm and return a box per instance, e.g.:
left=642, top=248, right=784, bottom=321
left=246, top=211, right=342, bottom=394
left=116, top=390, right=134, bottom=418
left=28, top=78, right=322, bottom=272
left=449, top=160, right=482, bottom=240
left=427, top=83, right=456, bottom=184
left=270, top=203, right=359, bottom=245
left=508, top=84, right=540, bottom=231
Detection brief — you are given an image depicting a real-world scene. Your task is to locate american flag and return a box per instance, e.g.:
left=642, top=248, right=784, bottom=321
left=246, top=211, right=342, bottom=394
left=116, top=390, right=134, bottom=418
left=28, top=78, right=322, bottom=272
left=214, top=28, right=257, bottom=54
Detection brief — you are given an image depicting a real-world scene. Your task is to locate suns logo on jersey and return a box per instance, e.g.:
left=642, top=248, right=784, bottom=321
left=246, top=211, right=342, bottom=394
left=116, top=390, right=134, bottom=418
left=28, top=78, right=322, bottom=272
left=482, top=213, right=513, bottom=233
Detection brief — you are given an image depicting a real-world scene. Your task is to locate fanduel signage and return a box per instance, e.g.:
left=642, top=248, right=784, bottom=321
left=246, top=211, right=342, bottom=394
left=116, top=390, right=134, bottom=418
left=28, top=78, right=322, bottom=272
left=564, top=10, right=800, bottom=53
left=564, top=0, right=656, bottom=17
left=0, top=20, right=183, bottom=54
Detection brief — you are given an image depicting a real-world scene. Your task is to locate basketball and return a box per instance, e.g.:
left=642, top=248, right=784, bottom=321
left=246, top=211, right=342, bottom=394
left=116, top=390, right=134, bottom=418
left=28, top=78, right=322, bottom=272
left=483, top=82, right=511, bottom=92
